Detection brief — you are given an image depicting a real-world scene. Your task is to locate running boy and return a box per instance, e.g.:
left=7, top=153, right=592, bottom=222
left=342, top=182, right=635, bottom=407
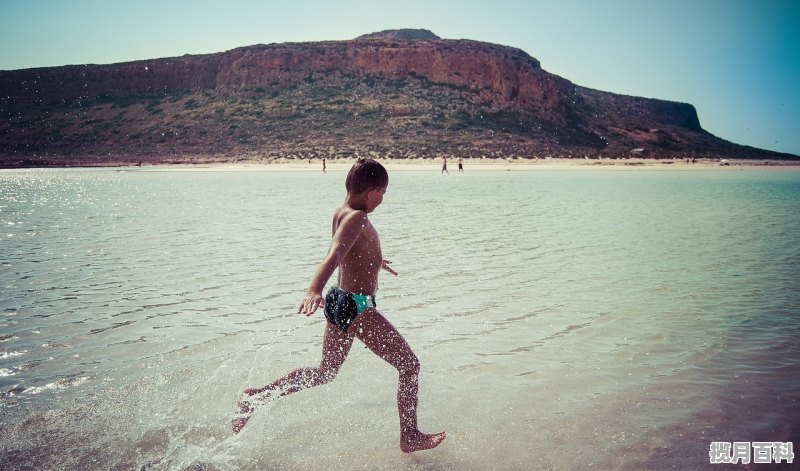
left=233, top=158, right=446, bottom=453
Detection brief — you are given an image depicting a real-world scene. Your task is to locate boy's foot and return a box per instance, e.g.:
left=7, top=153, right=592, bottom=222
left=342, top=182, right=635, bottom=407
left=231, top=397, right=254, bottom=433
left=231, top=388, right=271, bottom=433
left=400, top=430, right=447, bottom=453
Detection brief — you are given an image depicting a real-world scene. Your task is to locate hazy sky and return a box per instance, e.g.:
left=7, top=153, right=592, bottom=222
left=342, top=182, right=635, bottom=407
left=1, top=0, right=798, bottom=155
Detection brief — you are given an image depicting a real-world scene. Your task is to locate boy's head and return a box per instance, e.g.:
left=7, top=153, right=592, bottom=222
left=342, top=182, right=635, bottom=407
left=345, top=158, right=389, bottom=194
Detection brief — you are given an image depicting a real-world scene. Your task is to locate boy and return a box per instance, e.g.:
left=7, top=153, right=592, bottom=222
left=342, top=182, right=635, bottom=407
left=233, top=158, right=446, bottom=453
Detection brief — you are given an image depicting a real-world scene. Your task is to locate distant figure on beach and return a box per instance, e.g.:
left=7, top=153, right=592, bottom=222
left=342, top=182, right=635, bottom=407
left=322, top=158, right=327, bottom=174
left=457, top=157, right=464, bottom=173
left=233, top=158, right=446, bottom=453
left=441, top=156, right=449, bottom=175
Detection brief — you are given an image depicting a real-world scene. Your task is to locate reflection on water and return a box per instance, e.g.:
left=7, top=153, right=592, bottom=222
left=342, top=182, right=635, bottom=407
left=1, top=168, right=799, bottom=470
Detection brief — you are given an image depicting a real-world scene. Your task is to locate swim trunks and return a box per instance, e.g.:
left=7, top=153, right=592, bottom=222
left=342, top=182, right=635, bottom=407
left=324, top=286, right=376, bottom=332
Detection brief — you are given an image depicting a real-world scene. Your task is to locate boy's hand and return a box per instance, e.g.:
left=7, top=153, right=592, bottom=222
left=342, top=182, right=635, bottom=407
left=381, top=260, right=398, bottom=276
left=298, top=291, right=324, bottom=316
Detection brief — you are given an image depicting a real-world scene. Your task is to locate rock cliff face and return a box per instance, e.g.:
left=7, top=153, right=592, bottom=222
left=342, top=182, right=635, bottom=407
left=0, top=29, right=794, bottom=165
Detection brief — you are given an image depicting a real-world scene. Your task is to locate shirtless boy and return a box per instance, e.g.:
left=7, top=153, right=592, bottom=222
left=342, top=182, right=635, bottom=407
left=233, top=158, right=446, bottom=453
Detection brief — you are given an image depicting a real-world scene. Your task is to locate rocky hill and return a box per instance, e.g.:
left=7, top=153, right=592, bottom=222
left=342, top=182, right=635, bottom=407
left=1, top=29, right=795, bottom=166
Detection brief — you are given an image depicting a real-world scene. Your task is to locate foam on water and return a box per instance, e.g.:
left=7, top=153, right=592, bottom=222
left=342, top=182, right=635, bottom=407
left=1, top=168, right=798, bottom=469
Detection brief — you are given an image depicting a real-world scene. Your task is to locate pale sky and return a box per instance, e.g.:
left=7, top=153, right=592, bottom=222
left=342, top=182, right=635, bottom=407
left=1, top=0, right=798, bottom=156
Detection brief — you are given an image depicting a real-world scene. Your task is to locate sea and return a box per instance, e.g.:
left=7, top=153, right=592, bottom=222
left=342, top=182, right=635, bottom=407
left=1, top=167, right=798, bottom=470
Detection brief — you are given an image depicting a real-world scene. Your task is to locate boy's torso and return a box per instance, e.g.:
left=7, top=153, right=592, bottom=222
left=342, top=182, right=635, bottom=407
left=333, top=206, right=382, bottom=295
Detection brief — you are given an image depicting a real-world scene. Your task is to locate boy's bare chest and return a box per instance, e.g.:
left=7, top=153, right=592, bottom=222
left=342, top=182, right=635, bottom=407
left=352, top=223, right=381, bottom=257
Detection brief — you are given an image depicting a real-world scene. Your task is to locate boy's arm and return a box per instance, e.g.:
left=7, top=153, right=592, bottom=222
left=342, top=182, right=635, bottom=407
left=297, top=211, right=367, bottom=316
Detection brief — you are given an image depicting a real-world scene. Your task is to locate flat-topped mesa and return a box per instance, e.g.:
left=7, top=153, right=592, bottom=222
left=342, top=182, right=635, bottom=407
left=2, top=29, right=795, bottom=162
left=0, top=31, right=551, bottom=113
left=215, top=36, right=555, bottom=112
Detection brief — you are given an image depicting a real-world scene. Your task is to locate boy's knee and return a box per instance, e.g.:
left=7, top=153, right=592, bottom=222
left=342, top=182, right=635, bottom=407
left=317, top=366, right=339, bottom=385
left=399, top=355, right=420, bottom=377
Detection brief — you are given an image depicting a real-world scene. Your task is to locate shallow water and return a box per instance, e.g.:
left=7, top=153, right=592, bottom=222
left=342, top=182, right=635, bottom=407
left=1, top=168, right=798, bottom=470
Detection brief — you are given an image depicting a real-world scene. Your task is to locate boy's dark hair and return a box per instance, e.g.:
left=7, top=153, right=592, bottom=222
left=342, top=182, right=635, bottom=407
left=345, top=158, right=389, bottom=194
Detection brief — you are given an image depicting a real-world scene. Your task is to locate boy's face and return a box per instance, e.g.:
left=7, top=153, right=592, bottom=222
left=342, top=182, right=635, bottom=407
left=365, top=185, right=387, bottom=213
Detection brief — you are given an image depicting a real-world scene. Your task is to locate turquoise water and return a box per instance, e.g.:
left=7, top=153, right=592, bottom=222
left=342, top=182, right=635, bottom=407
left=1, top=168, right=798, bottom=470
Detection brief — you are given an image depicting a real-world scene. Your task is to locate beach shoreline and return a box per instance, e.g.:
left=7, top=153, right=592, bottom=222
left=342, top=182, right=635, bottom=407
left=3, top=157, right=800, bottom=172
left=124, top=157, right=800, bottom=172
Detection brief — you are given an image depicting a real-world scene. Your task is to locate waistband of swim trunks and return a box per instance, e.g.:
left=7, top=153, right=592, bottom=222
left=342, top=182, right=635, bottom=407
left=330, top=285, right=376, bottom=299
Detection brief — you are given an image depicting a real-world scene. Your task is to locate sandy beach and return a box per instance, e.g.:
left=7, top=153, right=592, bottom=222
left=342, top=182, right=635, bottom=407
left=124, top=157, right=800, bottom=172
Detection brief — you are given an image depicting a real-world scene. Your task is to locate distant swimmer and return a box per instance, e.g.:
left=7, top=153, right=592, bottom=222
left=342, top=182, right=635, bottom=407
left=233, top=158, right=446, bottom=453
left=441, top=156, right=449, bottom=175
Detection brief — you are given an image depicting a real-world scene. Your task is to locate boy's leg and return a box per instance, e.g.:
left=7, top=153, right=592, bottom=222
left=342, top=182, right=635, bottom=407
left=233, top=321, right=355, bottom=433
left=248, top=321, right=355, bottom=395
left=350, top=309, right=446, bottom=452
left=316, top=321, right=356, bottom=380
